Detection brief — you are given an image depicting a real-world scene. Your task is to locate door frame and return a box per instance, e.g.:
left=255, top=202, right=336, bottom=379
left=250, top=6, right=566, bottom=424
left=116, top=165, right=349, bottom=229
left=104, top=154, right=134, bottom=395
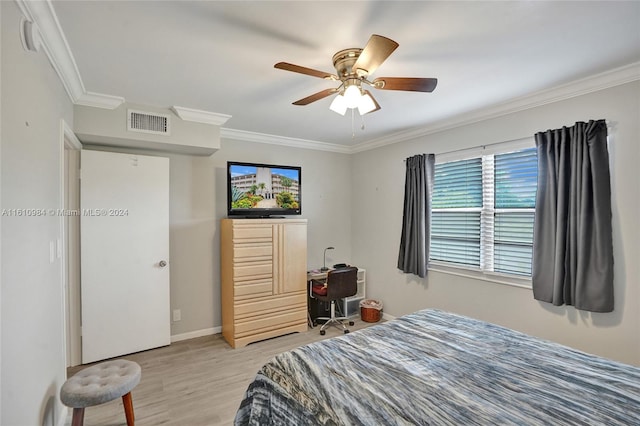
left=60, top=119, right=82, bottom=367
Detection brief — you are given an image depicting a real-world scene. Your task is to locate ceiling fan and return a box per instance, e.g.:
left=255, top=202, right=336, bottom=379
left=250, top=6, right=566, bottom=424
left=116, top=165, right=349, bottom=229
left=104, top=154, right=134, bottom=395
left=274, top=34, right=438, bottom=116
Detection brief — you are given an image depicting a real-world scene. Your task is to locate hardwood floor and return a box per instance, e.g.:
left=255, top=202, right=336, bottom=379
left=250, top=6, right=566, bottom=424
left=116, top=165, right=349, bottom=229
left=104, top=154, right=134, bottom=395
left=65, top=319, right=378, bottom=425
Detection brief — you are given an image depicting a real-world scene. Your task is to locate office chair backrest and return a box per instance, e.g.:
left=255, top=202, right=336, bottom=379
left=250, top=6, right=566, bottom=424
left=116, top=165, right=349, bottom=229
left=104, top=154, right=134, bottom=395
left=326, top=266, right=358, bottom=300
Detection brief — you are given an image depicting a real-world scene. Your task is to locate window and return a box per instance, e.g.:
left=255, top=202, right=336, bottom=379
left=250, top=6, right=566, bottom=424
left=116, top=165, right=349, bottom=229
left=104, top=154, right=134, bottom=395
left=430, top=145, right=537, bottom=278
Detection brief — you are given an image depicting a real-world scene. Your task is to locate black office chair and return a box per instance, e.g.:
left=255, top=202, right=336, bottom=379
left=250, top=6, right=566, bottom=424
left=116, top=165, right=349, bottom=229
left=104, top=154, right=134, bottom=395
left=311, top=266, right=358, bottom=335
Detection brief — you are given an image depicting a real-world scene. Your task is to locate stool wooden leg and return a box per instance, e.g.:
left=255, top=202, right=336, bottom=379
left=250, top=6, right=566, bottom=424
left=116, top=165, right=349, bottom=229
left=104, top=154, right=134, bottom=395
left=71, top=407, right=84, bottom=426
left=122, top=392, right=135, bottom=426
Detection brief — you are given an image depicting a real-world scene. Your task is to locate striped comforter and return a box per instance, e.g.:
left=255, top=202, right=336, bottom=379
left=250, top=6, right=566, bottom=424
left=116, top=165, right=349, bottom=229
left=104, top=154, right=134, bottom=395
left=235, top=309, right=640, bottom=425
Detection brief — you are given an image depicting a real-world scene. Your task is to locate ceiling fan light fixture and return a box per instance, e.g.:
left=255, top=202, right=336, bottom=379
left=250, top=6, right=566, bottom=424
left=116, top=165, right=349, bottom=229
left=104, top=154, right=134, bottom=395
left=357, top=92, right=376, bottom=115
left=329, top=94, right=348, bottom=115
left=343, top=84, right=362, bottom=108
left=276, top=34, right=438, bottom=120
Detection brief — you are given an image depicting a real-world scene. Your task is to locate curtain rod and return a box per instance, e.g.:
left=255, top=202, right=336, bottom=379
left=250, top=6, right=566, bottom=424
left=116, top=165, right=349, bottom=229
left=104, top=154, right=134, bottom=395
left=403, top=120, right=613, bottom=162
left=403, top=136, right=532, bottom=161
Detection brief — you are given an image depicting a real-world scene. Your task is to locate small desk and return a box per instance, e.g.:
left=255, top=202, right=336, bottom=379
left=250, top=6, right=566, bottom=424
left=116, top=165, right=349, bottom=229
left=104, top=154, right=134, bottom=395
left=306, top=267, right=366, bottom=326
left=307, top=270, right=328, bottom=281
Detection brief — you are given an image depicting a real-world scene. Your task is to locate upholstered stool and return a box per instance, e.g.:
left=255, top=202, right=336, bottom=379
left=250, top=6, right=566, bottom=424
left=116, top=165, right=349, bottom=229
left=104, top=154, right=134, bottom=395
left=60, top=359, right=141, bottom=426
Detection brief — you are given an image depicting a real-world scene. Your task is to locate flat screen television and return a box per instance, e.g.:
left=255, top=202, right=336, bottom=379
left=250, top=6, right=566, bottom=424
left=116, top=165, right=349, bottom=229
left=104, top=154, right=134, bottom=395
left=227, top=161, right=302, bottom=217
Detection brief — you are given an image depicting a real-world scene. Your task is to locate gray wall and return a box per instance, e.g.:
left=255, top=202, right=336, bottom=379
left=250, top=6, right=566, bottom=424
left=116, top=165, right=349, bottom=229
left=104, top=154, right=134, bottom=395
left=85, top=139, right=352, bottom=337
left=1, top=1, right=73, bottom=424
left=351, top=81, right=640, bottom=365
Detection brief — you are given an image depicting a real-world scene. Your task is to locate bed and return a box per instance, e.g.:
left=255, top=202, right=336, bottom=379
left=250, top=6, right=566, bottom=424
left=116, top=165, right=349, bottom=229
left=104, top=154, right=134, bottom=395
left=235, top=309, right=640, bottom=425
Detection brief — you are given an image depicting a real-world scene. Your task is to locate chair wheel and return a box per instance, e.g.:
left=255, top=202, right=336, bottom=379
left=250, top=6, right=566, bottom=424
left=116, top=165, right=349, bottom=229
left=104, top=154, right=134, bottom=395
left=320, top=330, right=326, bottom=336
left=344, top=329, right=350, bottom=334
left=349, top=321, right=355, bottom=326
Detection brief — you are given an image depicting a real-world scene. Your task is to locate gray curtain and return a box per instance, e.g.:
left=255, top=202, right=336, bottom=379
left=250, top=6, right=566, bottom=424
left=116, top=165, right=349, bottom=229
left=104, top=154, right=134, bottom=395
left=397, top=154, right=435, bottom=278
left=532, top=119, right=614, bottom=312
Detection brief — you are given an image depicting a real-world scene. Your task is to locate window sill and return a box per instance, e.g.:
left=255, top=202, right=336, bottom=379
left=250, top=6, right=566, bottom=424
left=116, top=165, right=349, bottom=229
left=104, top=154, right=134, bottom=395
left=427, top=262, right=532, bottom=290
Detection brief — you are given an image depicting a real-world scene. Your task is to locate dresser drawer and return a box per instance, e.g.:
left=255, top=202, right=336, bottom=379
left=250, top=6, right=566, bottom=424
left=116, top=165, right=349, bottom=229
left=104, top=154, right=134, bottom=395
left=235, top=292, right=306, bottom=318
left=233, top=225, right=272, bottom=241
left=235, top=278, right=273, bottom=299
left=233, top=262, right=272, bottom=280
left=235, top=307, right=307, bottom=337
left=233, top=242, right=272, bottom=260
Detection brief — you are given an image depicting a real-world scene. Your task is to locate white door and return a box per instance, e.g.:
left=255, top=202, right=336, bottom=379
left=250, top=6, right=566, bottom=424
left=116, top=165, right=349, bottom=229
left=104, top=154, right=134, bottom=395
left=80, top=150, right=170, bottom=364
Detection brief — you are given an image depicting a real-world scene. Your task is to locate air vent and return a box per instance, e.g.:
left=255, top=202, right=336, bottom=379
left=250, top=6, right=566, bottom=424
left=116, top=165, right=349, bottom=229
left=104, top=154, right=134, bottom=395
left=127, top=109, right=170, bottom=135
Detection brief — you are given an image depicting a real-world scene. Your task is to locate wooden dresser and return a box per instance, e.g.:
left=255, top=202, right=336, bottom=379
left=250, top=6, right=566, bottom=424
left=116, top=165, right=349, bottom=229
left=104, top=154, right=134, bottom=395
left=220, top=218, right=308, bottom=348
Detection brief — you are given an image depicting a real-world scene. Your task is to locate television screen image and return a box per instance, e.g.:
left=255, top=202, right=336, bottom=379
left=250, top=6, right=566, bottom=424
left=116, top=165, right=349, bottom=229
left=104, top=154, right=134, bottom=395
left=227, top=162, right=301, bottom=217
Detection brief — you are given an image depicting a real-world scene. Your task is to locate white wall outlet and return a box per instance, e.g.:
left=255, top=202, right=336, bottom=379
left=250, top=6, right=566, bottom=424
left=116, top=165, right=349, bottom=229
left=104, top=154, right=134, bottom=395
left=173, top=309, right=181, bottom=322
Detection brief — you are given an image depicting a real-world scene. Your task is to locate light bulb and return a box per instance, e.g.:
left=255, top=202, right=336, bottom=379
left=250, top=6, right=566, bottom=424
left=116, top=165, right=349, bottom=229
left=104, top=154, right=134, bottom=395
left=343, top=84, right=361, bottom=108
left=329, top=94, right=347, bottom=115
left=357, top=92, right=376, bottom=115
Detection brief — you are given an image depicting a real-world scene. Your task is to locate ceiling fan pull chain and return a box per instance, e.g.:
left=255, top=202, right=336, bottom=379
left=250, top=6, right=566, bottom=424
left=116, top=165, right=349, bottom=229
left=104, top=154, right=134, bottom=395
left=351, top=108, right=356, bottom=139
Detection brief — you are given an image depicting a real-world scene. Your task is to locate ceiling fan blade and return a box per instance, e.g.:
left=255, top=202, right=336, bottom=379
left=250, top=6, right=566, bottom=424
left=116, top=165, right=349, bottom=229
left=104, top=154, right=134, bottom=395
left=352, top=34, right=399, bottom=76
left=373, top=77, right=438, bottom=92
left=292, top=88, right=339, bottom=105
left=362, top=90, right=381, bottom=114
left=275, top=62, right=338, bottom=80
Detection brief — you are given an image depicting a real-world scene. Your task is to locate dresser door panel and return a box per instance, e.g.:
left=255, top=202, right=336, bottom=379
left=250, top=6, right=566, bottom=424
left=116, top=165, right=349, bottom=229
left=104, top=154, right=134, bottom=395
left=280, top=223, right=308, bottom=294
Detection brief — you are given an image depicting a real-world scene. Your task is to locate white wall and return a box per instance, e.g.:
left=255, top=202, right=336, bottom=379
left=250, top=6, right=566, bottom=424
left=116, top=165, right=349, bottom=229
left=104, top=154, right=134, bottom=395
left=1, top=1, right=73, bottom=424
left=84, top=138, right=352, bottom=338
left=351, top=81, right=640, bottom=365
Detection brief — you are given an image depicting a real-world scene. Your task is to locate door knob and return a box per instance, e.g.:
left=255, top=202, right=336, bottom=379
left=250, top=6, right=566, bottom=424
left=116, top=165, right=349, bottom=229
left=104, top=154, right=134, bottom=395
left=159, top=260, right=167, bottom=267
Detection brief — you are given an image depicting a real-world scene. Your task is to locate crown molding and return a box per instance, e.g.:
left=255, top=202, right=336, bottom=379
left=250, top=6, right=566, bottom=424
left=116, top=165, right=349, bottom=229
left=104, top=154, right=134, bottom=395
left=170, top=106, right=232, bottom=126
left=221, top=128, right=351, bottom=154
left=350, top=62, right=640, bottom=153
left=16, top=0, right=124, bottom=109
left=76, top=92, right=125, bottom=109
left=16, top=0, right=84, bottom=102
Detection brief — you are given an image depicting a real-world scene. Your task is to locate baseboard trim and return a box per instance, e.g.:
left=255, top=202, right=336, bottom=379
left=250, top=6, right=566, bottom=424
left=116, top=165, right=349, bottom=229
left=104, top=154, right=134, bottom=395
left=382, top=312, right=397, bottom=321
left=171, top=327, right=221, bottom=343
left=382, top=312, right=396, bottom=321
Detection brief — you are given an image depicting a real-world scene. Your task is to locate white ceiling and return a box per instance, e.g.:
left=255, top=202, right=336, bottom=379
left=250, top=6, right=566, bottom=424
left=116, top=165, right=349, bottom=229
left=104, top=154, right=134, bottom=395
left=51, top=1, right=640, bottom=147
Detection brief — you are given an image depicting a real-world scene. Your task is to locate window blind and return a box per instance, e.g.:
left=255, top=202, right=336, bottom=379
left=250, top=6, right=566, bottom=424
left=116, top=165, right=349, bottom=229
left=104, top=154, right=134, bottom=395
left=430, top=147, right=537, bottom=277
left=495, top=148, right=537, bottom=209
left=431, top=211, right=481, bottom=266
left=432, top=158, right=483, bottom=208
left=494, top=148, right=537, bottom=276
left=431, top=158, right=483, bottom=267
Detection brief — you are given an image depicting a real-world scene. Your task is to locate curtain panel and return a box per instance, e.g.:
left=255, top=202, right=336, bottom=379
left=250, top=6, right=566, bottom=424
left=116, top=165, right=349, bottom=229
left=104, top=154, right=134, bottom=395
left=398, top=154, right=435, bottom=278
left=532, top=119, right=614, bottom=312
